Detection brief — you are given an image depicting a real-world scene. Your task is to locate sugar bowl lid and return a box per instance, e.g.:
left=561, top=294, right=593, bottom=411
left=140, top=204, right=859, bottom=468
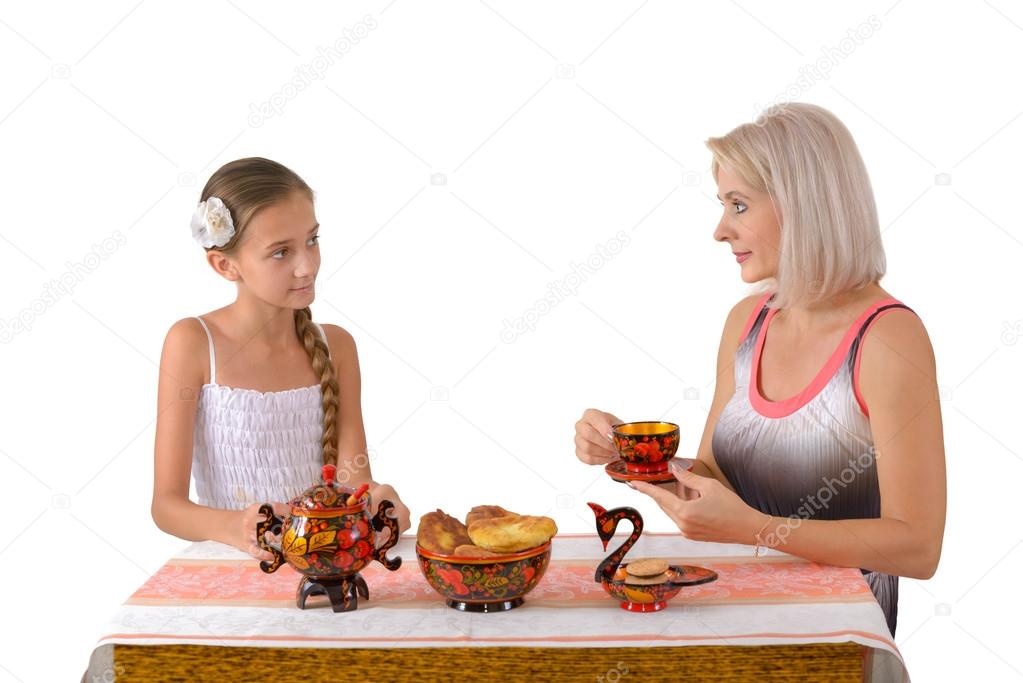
left=290, top=464, right=367, bottom=510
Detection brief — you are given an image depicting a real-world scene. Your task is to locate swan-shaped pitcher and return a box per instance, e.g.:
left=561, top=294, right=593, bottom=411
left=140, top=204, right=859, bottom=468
left=588, top=501, right=718, bottom=612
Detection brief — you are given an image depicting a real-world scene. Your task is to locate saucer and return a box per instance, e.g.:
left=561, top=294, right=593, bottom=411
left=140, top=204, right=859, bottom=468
left=605, top=563, right=718, bottom=612
left=605, top=459, right=679, bottom=485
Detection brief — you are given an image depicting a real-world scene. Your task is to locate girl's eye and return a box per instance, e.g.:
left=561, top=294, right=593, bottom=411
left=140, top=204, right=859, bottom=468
left=272, top=235, right=319, bottom=259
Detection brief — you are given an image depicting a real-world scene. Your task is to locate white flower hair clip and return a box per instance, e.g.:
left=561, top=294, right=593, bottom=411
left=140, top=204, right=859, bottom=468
left=190, top=196, right=236, bottom=248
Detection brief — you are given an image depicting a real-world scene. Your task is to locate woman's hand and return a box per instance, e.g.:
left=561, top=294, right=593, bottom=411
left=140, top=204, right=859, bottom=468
left=630, top=463, right=766, bottom=545
left=574, top=408, right=622, bottom=465
left=233, top=502, right=290, bottom=561
left=367, top=482, right=411, bottom=536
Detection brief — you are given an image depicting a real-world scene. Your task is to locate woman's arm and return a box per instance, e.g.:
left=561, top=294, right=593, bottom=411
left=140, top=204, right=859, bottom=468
left=688, top=294, right=765, bottom=491
left=634, top=308, right=946, bottom=581
left=150, top=320, right=260, bottom=554
left=756, top=309, right=946, bottom=579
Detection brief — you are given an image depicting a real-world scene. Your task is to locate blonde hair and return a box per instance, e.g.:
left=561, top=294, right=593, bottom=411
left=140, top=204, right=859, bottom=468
left=705, top=103, right=886, bottom=310
left=197, top=157, right=340, bottom=467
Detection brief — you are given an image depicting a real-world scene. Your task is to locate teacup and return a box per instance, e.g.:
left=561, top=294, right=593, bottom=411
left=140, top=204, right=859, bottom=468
left=611, top=421, right=679, bottom=474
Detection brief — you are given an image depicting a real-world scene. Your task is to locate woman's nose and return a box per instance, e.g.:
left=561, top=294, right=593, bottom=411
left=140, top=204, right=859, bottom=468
left=713, top=215, right=732, bottom=243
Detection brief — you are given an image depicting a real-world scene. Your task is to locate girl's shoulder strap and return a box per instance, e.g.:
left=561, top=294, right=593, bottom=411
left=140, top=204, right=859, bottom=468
left=313, top=322, right=331, bottom=359
left=194, top=316, right=216, bottom=385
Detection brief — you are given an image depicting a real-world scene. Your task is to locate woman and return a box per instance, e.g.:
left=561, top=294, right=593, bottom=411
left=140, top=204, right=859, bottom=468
left=573, top=103, right=946, bottom=636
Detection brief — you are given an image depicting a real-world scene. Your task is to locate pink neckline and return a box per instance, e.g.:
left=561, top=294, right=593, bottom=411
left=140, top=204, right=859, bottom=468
left=749, top=297, right=903, bottom=418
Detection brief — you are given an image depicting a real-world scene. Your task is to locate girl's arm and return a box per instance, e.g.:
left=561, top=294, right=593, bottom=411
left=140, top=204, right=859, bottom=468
left=323, top=324, right=411, bottom=533
left=151, top=320, right=263, bottom=555
left=325, top=324, right=372, bottom=485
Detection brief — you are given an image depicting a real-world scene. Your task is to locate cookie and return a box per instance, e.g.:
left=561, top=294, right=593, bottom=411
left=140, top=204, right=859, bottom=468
left=623, top=571, right=670, bottom=586
left=625, top=558, right=669, bottom=577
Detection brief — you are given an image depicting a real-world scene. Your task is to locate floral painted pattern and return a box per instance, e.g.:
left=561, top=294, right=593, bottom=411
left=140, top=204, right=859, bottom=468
left=416, top=547, right=551, bottom=604
left=613, top=432, right=679, bottom=466
left=280, top=512, right=374, bottom=576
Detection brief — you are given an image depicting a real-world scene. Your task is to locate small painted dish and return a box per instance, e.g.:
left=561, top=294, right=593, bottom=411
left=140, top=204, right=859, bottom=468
left=605, top=563, right=718, bottom=612
left=605, top=458, right=693, bottom=485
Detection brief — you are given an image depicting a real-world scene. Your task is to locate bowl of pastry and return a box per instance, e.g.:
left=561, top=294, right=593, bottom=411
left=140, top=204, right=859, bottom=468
left=416, top=505, right=558, bottom=612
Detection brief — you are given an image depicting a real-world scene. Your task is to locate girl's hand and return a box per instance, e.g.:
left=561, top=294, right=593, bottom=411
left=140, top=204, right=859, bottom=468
left=574, top=408, right=622, bottom=465
left=234, top=502, right=290, bottom=561
left=367, top=482, right=411, bottom=536
left=630, top=464, right=765, bottom=544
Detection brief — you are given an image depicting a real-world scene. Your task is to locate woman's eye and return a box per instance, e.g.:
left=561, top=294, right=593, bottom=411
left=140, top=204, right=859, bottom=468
left=272, top=248, right=287, bottom=259
left=734, top=202, right=747, bottom=215
left=309, top=235, right=320, bottom=246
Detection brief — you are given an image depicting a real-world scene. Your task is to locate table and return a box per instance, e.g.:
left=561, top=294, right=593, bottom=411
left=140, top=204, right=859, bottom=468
left=84, top=533, right=909, bottom=682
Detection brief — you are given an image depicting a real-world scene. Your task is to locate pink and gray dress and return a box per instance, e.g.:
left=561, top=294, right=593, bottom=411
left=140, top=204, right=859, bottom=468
left=712, top=292, right=918, bottom=636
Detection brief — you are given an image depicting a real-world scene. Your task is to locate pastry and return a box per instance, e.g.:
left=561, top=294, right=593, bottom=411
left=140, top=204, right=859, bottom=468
left=465, top=505, right=517, bottom=528
left=416, top=509, right=473, bottom=554
left=452, top=544, right=502, bottom=558
left=467, top=514, right=558, bottom=553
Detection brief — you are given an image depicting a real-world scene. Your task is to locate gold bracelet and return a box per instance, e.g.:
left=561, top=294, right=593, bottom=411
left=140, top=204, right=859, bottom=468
left=753, top=515, right=772, bottom=558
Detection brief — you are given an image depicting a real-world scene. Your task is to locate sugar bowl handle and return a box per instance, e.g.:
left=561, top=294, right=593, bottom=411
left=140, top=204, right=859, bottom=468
left=257, top=503, right=285, bottom=574
left=371, top=499, right=402, bottom=571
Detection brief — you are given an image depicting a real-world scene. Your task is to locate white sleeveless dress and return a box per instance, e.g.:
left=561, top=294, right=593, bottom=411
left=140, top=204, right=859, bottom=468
left=191, top=316, right=328, bottom=510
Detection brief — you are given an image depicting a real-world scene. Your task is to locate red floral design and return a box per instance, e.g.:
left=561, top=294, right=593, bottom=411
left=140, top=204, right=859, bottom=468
left=337, top=529, right=356, bottom=550
left=353, top=540, right=372, bottom=559
left=633, top=441, right=663, bottom=462
left=332, top=550, right=354, bottom=570
left=436, top=567, right=469, bottom=596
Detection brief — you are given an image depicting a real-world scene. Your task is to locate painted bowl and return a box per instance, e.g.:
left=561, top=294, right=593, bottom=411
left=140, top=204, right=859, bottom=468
left=416, top=542, right=552, bottom=612
left=611, top=421, right=680, bottom=474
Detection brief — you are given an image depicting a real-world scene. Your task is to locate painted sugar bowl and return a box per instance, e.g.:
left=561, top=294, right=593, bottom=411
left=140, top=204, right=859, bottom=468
left=257, top=464, right=401, bottom=612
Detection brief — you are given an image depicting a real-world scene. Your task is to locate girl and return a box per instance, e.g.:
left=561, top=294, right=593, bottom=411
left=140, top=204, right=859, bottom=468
left=573, top=103, right=946, bottom=636
left=152, top=157, right=411, bottom=561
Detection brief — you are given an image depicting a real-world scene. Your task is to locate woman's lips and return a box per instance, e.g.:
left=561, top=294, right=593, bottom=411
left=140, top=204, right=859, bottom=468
left=734, top=251, right=752, bottom=264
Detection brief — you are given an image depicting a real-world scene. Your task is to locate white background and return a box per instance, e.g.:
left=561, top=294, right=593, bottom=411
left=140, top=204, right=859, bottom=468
left=1, top=1, right=1020, bottom=680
